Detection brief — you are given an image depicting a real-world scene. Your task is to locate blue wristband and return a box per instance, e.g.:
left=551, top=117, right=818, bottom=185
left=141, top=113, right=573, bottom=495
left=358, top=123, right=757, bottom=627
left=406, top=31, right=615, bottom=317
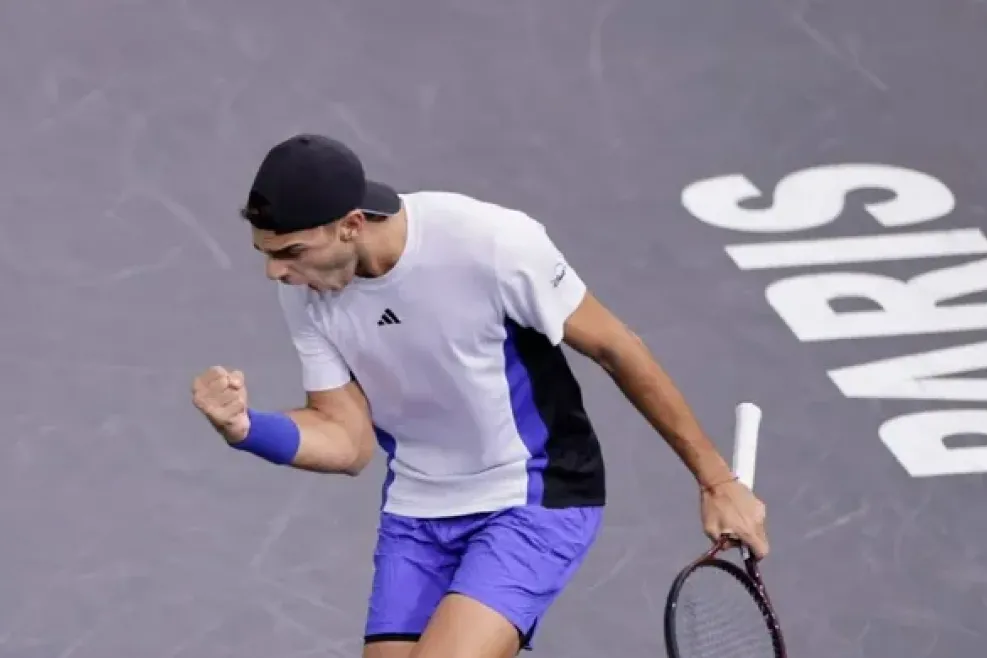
left=233, top=409, right=301, bottom=465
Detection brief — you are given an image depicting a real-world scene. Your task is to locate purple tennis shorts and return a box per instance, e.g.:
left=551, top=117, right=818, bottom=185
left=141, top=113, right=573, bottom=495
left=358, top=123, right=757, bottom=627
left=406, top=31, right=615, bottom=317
left=363, top=504, right=604, bottom=649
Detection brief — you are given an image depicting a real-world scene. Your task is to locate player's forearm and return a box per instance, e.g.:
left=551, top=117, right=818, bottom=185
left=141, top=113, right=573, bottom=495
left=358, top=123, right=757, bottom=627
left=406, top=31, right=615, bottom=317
left=228, top=407, right=372, bottom=476
left=597, top=332, right=734, bottom=488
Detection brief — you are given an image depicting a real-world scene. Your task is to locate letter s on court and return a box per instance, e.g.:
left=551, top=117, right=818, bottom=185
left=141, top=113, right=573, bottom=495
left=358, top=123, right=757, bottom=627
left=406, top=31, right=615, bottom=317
left=680, top=164, right=956, bottom=233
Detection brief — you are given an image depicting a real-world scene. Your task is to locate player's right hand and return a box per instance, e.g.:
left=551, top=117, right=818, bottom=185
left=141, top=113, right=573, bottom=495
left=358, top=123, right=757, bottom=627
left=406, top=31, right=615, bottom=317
left=191, top=366, right=250, bottom=443
left=700, top=477, right=769, bottom=559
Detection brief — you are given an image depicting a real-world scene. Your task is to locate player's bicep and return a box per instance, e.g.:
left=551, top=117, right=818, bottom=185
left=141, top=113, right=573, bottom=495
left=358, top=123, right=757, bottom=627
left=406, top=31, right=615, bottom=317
left=560, top=291, right=640, bottom=367
left=285, top=380, right=375, bottom=475
left=305, top=380, right=375, bottom=446
left=496, top=216, right=588, bottom=345
left=277, top=286, right=374, bottom=472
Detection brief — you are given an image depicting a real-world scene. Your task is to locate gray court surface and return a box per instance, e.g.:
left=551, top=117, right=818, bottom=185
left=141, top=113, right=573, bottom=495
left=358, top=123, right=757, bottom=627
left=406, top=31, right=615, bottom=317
left=2, top=1, right=986, bottom=656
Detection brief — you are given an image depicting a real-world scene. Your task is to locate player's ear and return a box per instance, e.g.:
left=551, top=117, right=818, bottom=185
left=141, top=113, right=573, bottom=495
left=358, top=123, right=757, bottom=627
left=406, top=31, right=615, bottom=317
left=337, top=210, right=364, bottom=242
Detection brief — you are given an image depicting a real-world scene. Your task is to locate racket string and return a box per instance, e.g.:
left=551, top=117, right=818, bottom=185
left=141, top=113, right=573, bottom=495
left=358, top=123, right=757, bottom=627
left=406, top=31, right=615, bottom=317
left=672, top=565, right=777, bottom=657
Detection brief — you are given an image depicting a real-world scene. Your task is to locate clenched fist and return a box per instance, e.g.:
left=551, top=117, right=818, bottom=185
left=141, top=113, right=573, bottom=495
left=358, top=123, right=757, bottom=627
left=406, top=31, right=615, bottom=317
left=191, top=366, right=250, bottom=443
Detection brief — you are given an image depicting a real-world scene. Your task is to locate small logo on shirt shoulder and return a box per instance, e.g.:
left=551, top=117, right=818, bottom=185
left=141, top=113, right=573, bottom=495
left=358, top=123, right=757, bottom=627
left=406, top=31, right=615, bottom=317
left=551, top=262, right=567, bottom=288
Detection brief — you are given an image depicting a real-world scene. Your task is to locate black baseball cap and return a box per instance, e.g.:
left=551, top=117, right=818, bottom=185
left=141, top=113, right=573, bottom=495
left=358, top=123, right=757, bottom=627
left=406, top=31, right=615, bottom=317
left=244, top=133, right=401, bottom=234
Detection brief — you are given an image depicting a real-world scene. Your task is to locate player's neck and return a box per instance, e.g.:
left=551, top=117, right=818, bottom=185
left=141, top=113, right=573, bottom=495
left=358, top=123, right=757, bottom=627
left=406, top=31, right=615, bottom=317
left=354, top=208, right=408, bottom=278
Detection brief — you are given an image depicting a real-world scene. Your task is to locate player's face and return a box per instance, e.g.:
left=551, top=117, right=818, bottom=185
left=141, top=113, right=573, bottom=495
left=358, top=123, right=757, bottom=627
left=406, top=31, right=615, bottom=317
left=252, top=220, right=360, bottom=292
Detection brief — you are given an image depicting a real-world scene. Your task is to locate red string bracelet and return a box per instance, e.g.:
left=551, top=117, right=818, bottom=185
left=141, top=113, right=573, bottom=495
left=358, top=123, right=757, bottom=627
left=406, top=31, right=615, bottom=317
left=701, top=475, right=738, bottom=493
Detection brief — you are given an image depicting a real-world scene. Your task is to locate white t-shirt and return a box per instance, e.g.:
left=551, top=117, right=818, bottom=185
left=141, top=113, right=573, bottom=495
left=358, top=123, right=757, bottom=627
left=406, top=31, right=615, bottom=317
left=277, top=191, right=606, bottom=518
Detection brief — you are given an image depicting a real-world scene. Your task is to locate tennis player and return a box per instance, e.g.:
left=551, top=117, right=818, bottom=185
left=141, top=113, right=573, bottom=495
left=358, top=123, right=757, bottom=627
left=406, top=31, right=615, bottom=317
left=191, top=134, right=769, bottom=658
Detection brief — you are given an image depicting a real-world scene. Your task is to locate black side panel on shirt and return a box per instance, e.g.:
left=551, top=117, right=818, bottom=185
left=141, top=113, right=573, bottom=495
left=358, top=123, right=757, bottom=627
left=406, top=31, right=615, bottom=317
left=507, top=318, right=606, bottom=507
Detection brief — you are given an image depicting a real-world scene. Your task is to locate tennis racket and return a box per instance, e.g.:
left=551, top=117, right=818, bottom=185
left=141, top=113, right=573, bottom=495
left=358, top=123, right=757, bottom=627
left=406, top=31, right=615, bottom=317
left=662, top=402, right=787, bottom=658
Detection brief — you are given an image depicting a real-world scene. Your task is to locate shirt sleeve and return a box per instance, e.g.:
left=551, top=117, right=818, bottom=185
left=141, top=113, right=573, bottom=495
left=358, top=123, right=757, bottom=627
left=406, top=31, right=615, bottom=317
left=494, top=213, right=588, bottom=346
left=276, top=284, right=353, bottom=392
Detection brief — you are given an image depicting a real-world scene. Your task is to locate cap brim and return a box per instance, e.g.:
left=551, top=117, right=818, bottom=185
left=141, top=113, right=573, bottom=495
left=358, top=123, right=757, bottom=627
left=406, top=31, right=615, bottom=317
left=359, top=180, right=402, bottom=217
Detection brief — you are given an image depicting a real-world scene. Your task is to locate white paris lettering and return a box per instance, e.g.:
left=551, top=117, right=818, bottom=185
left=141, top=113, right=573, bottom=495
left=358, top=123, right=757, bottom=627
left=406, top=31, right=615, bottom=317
left=681, top=163, right=987, bottom=478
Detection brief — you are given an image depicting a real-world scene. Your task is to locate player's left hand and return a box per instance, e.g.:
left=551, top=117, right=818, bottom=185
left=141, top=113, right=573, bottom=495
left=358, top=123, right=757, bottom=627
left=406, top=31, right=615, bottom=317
left=700, top=478, right=769, bottom=559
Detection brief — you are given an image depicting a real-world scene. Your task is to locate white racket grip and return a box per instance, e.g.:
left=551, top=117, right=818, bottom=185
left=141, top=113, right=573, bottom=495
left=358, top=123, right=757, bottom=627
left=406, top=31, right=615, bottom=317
left=732, top=402, right=762, bottom=490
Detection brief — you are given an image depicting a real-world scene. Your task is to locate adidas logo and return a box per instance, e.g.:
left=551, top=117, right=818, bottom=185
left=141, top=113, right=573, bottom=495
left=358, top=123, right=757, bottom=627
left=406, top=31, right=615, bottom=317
left=377, top=308, right=401, bottom=326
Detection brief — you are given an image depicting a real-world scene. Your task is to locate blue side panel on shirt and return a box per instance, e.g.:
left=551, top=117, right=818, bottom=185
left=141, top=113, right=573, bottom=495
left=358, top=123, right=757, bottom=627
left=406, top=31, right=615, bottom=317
left=503, top=319, right=549, bottom=505
left=374, top=426, right=398, bottom=510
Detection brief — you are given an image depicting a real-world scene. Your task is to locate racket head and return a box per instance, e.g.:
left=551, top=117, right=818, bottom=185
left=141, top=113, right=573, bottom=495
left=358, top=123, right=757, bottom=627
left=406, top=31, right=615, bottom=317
left=663, top=538, right=786, bottom=658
